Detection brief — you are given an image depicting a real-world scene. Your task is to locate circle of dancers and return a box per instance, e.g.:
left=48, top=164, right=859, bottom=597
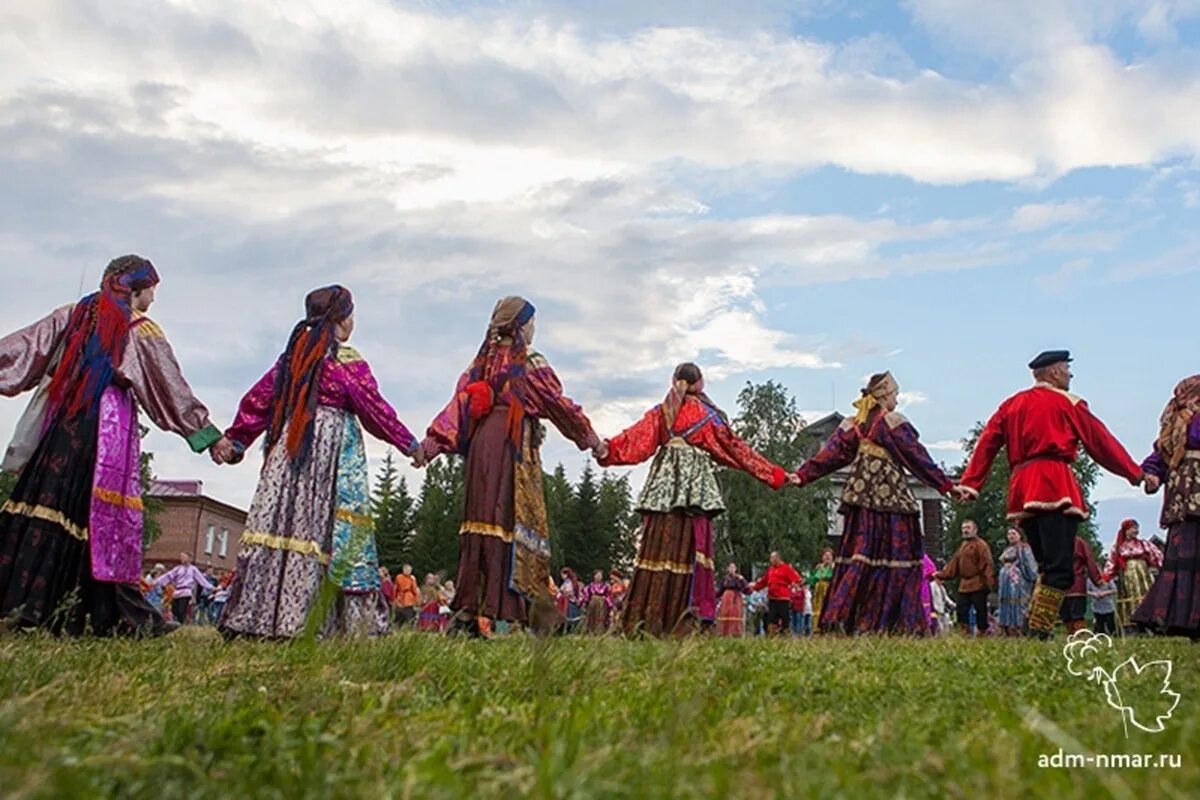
left=0, top=257, right=1195, bottom=642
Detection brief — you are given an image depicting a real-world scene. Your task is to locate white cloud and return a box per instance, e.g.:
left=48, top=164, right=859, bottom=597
left=1036, top=258, right=1092, bottom=292
left=926, top=439, right=965, bottom=452
left=1009, top=198, right=1103, bottom=232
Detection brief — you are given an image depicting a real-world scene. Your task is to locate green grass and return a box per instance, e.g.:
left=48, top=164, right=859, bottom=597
left=0, top=630, right=1195, bottom=799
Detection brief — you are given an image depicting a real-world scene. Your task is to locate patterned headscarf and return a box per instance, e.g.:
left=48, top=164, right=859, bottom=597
left=662, top=362, right=729, bottom=431
left=267, top=285, right=354, bottom=465
left=852, top=371, right=899, bottom=425
left=1110, top=519, right=1140, bottom=574
left=1157, top=374, right=1200, bottom=469
left=46, top=255, right=160, bottom=421
left=462, top=296, right=536, bottom=457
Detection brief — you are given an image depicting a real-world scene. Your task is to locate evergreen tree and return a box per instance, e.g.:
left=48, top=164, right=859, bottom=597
left=544, top=463, right=574, bottom=571
left=598, top=470, right=639, bottom=574
left=408, top=456, right=464, bottom=579
left=563, top=463, right=605, bottom=574
left=371, top=451, right=415, bottom=572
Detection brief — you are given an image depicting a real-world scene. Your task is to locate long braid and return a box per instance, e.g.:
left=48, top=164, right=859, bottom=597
left=266, top=285, right=353, bottom=468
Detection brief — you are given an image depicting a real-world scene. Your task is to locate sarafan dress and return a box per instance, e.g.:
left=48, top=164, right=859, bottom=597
left=219, top=345, right=419, bottom=639
left=0, top=306, right=221, bottom=635
left=423, top=346, right=598, bottom=624
left=795, top=410, right=952, bottom=635
left=1135, top=412, right=1200, bottom=636
left=599, top=395, right=785, bottom=637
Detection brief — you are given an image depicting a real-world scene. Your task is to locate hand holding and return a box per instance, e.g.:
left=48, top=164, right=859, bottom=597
left=1144, top=474, right=1161, bottom=494
left=949, top=485, right=971, bottom=502
left=786, top=473, right=804, bottom=488
left=410, top=447, right=428, bottom=469
left=592, top=440, right=610, bottom=462
left=210, top=437, right=235, bottom=465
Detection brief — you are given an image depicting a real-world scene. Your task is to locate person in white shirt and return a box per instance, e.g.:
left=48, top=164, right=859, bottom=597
left=153, top=552, right=215, bottom=623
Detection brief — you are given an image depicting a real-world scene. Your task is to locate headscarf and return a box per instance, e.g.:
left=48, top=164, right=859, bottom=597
left=1110, top=519, right=1139, bottom=574
left=852, top=371, right=899, bottom=425
left=46, top=255, right=160, bottom=421
left=267, top=285, right=354, bottom=466
left=462, top=296, right=536, bottom=456
left=1157, top=375, right=1200, bottom=469
left=662, top=362, right=729, bottom=431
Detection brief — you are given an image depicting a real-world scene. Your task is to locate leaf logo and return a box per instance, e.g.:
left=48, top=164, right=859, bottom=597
left=1103, top=657, right=1182, bottom=735
left=1062, top=629, right=1181, bottom=737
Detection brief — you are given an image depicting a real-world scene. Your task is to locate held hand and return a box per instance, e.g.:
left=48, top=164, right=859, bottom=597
left=949, top=485, right=971, bottom=502
left=592, top=440, right=610, bottom=462
left=410, top=447, right=428, bottom=469
left=1144, top=474, right=1161, bottom=494
left=209, top=437, right=235, bottom=465
left=785, top=473, right=804, bottom=488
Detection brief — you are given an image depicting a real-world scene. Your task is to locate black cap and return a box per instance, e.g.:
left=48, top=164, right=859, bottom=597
left=1028, top=350, right=1071, bottom=370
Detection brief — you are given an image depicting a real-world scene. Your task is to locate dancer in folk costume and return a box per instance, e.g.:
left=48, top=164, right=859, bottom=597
left=0, top=256, right=226, bottom=636
left=422, top=297, right=600, bottom=636
left=582, top=570, right=613, bottom=634
left=1104, top=520, right=1163, bottom=630
left=1061, top=536, right=1102, bottom=634
left=793, top=373, right=955, bottom=635
left=935, top=520, right=996, bottom=636
left=956, top=351, right=1144, bottom=638
left=218, top=286, right=421, bottom=639
left=996, top=527, right=1039, bottom=636
left=806, top=548, right=835, bottom=627
left=1136, top=376, right=1200, bottom=638
left=598, top=363, right=787, bottom=637
left=417, top=574, right=446, bottom=632
left=715, top=562, right=750, bottom=637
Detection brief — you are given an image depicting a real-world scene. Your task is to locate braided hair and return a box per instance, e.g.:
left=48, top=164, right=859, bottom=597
left=266, top=285, right=354, bottom=466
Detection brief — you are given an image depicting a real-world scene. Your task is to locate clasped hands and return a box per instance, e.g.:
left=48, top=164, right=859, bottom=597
left=209, top=437, right=429, bottom=469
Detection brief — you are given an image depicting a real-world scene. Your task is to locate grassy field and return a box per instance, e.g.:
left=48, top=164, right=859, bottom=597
left=0, top=629, right=1194, bottom=799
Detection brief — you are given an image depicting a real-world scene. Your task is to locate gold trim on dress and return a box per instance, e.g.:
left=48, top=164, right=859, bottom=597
left=635, top=557, right=693, bottom=575
left=92, top=487, right=145, bottom=512
left=459, top=520, right=515, bottom=543
left=837, top=554, right=924, bottom=568
left=335, top=508, right=374, bottom=528
left=858, top=440, right=892, bottom=460
left=1, top=500, right=88, bottom=541
left=240, top=530, right=328, bottom=562
left=694, top=551, right=715, bottom=570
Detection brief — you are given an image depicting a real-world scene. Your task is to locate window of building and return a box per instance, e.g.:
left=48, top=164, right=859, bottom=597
left=219, top=529, right=229, bottom=558
left=204, top=524, right=215, bottom=555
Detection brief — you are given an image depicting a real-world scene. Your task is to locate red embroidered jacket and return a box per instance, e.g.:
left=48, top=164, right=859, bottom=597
left=752, top=563, right=802, bottom=601
left=960, top=383, right=1142, bottom=520
left=599, top=396, right=786, bottom=490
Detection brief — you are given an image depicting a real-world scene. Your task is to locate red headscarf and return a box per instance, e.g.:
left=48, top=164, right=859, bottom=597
left=1110, top=519, right=1139, bottom=573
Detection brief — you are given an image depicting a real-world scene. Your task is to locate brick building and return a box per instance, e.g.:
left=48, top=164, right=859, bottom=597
left=803, top=412, right=947, bottom=560
left=143, top=479, right=247, bottom=576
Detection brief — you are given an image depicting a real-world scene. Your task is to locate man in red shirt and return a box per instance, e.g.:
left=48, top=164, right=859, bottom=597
left=752, top=551, right=801, bottom=637
left=955, top=351, right=1144, bottom=637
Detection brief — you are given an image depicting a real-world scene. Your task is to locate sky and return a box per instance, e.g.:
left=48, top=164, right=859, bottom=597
left=2, top=0, right=1198, bottom=550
